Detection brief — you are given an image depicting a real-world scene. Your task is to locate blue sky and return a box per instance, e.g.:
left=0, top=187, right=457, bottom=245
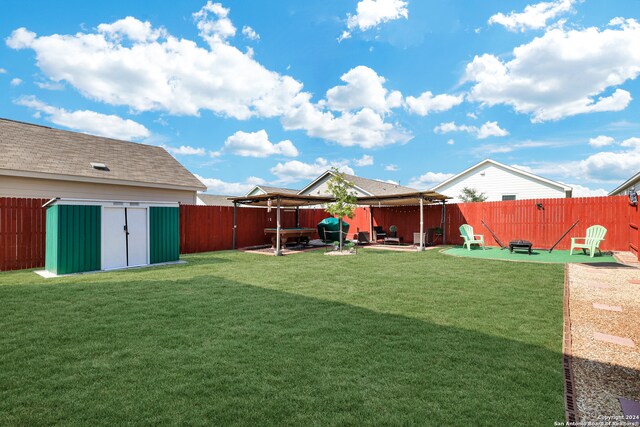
left=1, top=0, right=639, bottom=195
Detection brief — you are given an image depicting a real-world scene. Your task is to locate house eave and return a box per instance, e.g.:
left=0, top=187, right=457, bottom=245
left=0, top=168, right=206, bottom=192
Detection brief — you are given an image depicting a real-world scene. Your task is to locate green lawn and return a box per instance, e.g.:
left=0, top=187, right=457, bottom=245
left=0, top=249, right=565, bottom=426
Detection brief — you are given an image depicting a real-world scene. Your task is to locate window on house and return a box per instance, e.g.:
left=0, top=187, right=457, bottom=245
left=502, top=195, right=516, bottom=201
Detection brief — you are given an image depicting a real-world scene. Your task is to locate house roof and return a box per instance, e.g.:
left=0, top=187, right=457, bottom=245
left=298, top=170, right=418, bottom=197
left=431, top=159, right=572, bottom=193
left=197, top=194, right=236, bottom=207
left=246, top=185, right=299, bottom=196
left=0, top=118, right=206, bottom=191
left=609, top=170, right=640, bottom=195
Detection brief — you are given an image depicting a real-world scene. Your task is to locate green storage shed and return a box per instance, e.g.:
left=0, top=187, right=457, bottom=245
left=45, top=199, right=180, bottom=275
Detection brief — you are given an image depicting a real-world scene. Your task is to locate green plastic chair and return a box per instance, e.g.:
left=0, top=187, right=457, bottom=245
left=459, top=224, right=485, bottom=251
left=570, top=225, right=607, bottom=258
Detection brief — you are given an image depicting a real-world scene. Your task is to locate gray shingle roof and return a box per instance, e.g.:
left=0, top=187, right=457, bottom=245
left=341, top=173, right=417, bottom=196
left=0, top=118, right=206, bottom=190
left=255, top=185, right=299, bottom=195
left=197, top=194, right=235, bottom=206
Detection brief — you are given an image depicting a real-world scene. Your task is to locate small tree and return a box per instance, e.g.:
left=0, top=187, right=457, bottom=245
left=460, top=187, right=488, bottom=202
left=325, top=168, right=358, bottom=251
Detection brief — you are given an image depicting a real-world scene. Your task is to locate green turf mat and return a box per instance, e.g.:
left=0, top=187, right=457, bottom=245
left=443, top=246, right=616, bottom=263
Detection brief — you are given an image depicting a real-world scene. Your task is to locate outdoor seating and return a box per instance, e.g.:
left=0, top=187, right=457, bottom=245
left=459, top=224, right=485, bottom=251
left=384, top=225, right=401, bottom=245
left=373, top=226, right=387, bottom=241
left=570, top=225, right=607, bottom=257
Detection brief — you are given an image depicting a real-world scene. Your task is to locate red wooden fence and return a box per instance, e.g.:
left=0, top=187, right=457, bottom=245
left=0, top=196, right=636, bottom=271
left=0, top=198, right=47, bottom=271
left=367, top=196, right=630, bottom=251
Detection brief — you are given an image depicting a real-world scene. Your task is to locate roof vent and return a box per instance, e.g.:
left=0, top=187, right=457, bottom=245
left=90, top=162, right=109, bottom=171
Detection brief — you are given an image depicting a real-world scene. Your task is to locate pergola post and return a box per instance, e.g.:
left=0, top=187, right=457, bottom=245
left=418, top=197, right=424, bottom=251
left=275, top=196, right=282, bottom=256
left=232, top=202, right=237, bottom=250
left=369, top=205, right=374, bottom=241
left=295, top=206, right=300, bottom=228
left=441, top=200, right=446, bottom=245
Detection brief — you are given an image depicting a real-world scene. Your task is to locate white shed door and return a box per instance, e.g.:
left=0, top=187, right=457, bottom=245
left=103, top=208, right=127, bottom=270
left=126, top=208, right=148, bottom=267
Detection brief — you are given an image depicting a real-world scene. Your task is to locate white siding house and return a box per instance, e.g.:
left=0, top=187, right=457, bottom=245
left=431, top=159, right=572, bottom=203
left=608, top=171, right=640, bottom=196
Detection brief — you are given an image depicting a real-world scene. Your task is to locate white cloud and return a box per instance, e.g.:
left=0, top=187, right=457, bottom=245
left=35, top=81, right=64, bottom=90
left=408, top=172, right=454, bottom=190
left=588, top=135, right=615, bottom=147
left=434, top=120, right=508, bottom=139
left=466, top=112, right=477, bottom=119
left=223, top=129, right=298, bottom=157
left=5, top=8, right=409, bottom=149
left=242, top=26, right=259, bottom=40
left=340, top=0, right=408, bottom=41
left=465, top=19, right=640, bottom=122
left=193, top=1, right=236, bottom=45
left=10, top=78, right=22, bottom=86
left=163, top=145, right=206, bottom=156
left=97, top=16, right=167, bottom=42
left=447, top=139, right=455, bottom=145
left=15, top=95, right=150, bottom=140
left=524, top=139, right=640, bottom=184
left=354, top=154, right=374, bottom=166
left=0, top=68, right=7, bottom=73
left=404, top=91, right=463, bottom=116
left=270, top=157, right=354, bottom=183
left=569, top=183, right=609, bottom=197
left=384, top=164, right=398, bottom=171
left=325, top=66, right=402, bottom=113
left=488, top=0, right=576, bottom=32
left=5, top=14, right=301, bottom=120
left=282, top=103, right=412, bottom=148
left=620, top=137, right=640, bottom=148
left=195, top=174, right=266, bottom=195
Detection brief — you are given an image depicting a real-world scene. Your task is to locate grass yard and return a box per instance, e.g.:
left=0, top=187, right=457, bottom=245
left=0, top=249, right=565, bottom=426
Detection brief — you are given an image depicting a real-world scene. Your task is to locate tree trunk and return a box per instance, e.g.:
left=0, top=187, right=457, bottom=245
left=339, top=219, right=343, bottom=251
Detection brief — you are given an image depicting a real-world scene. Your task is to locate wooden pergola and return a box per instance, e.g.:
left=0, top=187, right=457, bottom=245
left=228, top=193, right=333, bottom=256
left=229, top=190, right=451, bottom=255
left=356, top=191, right=451, bottom=251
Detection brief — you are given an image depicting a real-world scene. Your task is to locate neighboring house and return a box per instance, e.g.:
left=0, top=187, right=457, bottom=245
left=246, top=185, right=299, bottom=197
left=431, top=159, right=572, bottom=203
left=0, top=118, right=205, bottom=203
left=196, top=194, right=236, bottom=206
left=299, top=171, right=417, bottom=197
left=608, top=171, right=640, bottom=196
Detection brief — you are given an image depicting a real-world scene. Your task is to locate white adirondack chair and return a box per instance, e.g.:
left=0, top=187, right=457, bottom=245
left=570, top=225, right=607, bottom=258
left=459, top=224, right=485, bottom=251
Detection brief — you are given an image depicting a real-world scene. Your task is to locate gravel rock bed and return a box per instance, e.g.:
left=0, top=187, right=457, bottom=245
left=567, top=260, right=640, bottom=421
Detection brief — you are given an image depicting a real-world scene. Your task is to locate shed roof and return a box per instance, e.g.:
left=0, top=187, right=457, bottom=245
left=0, top=118, right=206, bottom=191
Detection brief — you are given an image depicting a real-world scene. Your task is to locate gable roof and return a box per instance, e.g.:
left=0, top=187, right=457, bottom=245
left=431, top=159, right=572, bottom=193
left=246, top=185, right=299, bottom=196
left=0, top=118, right=206, bottom=191
left=298, top=170, right=418, bottom=197
left=197, top=194, right=235, bottom=207
left=608, top=170, right=640, bottom=195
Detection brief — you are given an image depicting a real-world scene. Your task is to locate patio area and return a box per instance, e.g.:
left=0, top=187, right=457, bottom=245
left=443, top=246, right=618, bottom=264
